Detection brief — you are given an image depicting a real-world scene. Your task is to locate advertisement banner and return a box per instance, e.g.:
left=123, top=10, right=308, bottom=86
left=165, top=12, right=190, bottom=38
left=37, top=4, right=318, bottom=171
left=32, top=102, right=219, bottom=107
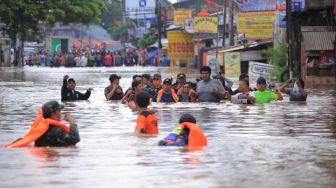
left=224, top=52, right=241, bottom=77
left=167, top=31, right=194, bottom=64
left=185, top=19, right=195, bottom=33
left=194, top=17, right=218, bottom=33
left=125, top=0, right=156, bottom=20
left=174, top=10, right=192, bottom=25
left=237, top=11, right=276, bottom=40
left=242, top=0, right=277, bottom=12
left=248, top=61, right=274, bottom=83
left=51, top=38, right=61, bottom=53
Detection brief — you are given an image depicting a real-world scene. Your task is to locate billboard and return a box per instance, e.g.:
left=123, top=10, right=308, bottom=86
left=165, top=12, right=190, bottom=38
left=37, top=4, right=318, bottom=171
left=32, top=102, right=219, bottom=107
left=167, top=31, right=194, bottom=64
left=224, top=52, right=241, bottom=77
left=194, top=17, right=218, bottom=33
left=125, top=0, right=156, bottom=20
left=185, top=19, right=195, bottom=33
left=248, top=61, right=274, bottom=83
left=241, top=0, right=277, bottom=12
left=174, top=10, right=192, bottom=25
left=51, top=38, right=69, bottom=54
left=237, top=11, right=276, bottom=40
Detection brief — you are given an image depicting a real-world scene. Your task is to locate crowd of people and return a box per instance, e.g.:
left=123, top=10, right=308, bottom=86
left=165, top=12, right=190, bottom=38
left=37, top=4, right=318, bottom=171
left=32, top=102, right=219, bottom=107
left=5, top=65, right=307, bottom=149
left=23, top=48, right=170, bottom=67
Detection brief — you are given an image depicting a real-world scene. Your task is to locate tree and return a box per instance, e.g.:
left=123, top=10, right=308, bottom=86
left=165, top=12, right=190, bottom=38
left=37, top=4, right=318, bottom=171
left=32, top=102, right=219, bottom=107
left=0, top=0, right=107, bottom=66
left=264, top=40, right=288, bottom=81
left=100, top=0, right=136, bottom=43
left=137, top=34, right=156, bottom=49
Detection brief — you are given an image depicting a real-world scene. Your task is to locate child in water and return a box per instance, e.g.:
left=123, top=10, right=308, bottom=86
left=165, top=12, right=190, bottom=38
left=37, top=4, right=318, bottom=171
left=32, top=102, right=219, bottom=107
left=158, top=113, right=207, bottom=147
left=134, top=91, right=158, bottom=135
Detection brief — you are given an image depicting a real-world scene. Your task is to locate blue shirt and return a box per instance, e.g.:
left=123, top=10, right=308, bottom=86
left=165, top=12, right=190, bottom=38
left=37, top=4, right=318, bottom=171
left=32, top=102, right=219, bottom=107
left=162, top=57, right=170, bottom=66
left=153, top=92, right=175, bottom=102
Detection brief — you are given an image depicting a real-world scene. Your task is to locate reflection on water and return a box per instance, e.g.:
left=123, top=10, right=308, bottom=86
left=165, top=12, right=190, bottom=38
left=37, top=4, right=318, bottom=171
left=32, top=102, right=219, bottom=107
left=0, top=67, right=336, bottom=188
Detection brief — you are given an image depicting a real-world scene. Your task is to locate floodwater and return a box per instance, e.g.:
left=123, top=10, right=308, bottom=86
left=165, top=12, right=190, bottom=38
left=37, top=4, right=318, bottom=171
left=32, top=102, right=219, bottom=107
left=0, top=67, right=336, bottom=188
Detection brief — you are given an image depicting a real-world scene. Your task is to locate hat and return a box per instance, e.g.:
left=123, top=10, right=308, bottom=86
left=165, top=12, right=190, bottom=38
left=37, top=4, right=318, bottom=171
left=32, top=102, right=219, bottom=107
left=177, top=73, right=186, bottom=79
left=67, top=78, right=76, bottom=83
left=257, top=77, right=267, bottom=84
left=179, top=113, right=196, bottom=124
left=109, top=74, right=121, bottom=82
left=42, top=101, right=64, bottom=117
left=153, top=74, right=162, bottom=80
left=163, top=78, right=172, bottom=85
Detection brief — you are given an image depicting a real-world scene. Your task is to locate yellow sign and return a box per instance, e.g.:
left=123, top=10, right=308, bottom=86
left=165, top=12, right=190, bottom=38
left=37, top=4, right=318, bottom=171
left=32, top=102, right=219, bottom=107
left=224, top=52, right=241, bottom=77
left=167, top=31, right=194, bottom=63
left=237, top=11, right=276, bottom=40
left=174, top=10, right=192, bottom=25
left=194, top=17, right=218, bottom=33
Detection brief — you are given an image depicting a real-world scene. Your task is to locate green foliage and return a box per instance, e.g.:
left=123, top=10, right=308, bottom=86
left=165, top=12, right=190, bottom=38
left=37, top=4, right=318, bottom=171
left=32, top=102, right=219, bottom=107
left=0, top=0, right=107, bottom=40
left=109, top=22, right=133, bottom=42
left=137, top=35, right=156, bottom=49
left=101, top=0, right=135, bottom=42
left=264, top=40, right=288, bottom=81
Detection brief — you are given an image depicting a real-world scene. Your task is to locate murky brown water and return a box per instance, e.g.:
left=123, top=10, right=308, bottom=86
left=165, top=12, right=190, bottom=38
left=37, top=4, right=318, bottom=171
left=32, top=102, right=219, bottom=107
left=0, top=67, right=336, bottom=188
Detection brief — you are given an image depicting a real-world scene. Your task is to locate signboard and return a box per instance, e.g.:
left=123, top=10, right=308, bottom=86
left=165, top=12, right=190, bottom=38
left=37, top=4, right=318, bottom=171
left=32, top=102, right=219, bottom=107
left=51, top=38, right=61, bottom=53
left=125, top=0, right=156, bottom=20
left=242, top=0, right=277, bottom=12
left=276, top=0, right=306, bottom=11
left=174, top=10, right=192, bottom=25
left=167, top=31, right=194, bottom=64
left=248, top=61, right=274, bottom=83
left=237, top=11, right=276, bottom=40
left=194, top=17, right=218, bottom=33
left=185, top=19, right=195, bottom=33
left=224, top=52, right=241, bottom=77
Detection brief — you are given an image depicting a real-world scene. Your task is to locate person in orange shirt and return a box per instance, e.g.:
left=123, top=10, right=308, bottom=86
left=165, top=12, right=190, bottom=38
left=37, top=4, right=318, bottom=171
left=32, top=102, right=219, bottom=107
left=60, top=53, right=66, bottom=66
left=134, top=91, right=158, bottom=136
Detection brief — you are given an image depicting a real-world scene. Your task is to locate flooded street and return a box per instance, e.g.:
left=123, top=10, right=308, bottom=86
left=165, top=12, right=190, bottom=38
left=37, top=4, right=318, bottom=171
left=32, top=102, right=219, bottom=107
left=1, top=67, right=336, bottom=188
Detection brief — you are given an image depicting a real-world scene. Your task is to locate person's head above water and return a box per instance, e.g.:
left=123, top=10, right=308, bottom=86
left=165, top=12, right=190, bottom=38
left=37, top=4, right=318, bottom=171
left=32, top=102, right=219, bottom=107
left=67, top=78, right=76, bottom=90
left=179, top=113, right=196, bottom=124
left=135, top=91, right=151, bottom=108
left=200, top=66, right=211, bottom=81
left=42, top=100, right=64, bottom=120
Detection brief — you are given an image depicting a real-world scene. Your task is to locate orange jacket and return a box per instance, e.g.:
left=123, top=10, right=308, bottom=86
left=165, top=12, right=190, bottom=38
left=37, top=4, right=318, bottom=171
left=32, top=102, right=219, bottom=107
left=179, top=122, right=207, bottom=147
left=157, top=89, right=178, bottom=103
left=135, top=110, right=158, bottom=134
left=5, top=109, right=70, bottom=148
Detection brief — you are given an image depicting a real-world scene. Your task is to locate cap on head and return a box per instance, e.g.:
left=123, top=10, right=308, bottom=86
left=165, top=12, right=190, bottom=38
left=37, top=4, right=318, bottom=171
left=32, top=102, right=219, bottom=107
left=177, top=73, right=186, bottom=79
left=109, top=74, right=121, bottom=82
left=42, top=101, right=64, bottom=118
left=257, top=77, right=267, bottom=84
left=67, top=78, right=76, bottom=83
left=163, top=78, right=172, bottom=85
left=153, top=74, right=162, bottom=80
left=179, top=113, right=197, bottom=124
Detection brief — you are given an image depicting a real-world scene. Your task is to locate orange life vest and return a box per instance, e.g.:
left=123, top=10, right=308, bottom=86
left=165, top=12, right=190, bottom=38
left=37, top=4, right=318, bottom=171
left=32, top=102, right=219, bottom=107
left=157, top=89, right=179, bottom=103
left=5, top=109, right=70, bottom=148
left=179, top=122, right=207, bottom=147
left=135, top=110, right=158, bottom=134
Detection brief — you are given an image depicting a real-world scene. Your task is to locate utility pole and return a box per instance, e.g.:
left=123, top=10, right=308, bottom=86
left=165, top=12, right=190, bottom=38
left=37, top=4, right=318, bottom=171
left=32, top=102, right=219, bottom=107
left=222, top=0, right=227, bottom=48
left=122, top=0, right=126, bottom=24
left=286, top=0, right=293, bottom=79
left=195, top=0, right=201, bottom=14
left=156, top=0, right=162, bottom=48
left=229, top=1, right=235, bottom=46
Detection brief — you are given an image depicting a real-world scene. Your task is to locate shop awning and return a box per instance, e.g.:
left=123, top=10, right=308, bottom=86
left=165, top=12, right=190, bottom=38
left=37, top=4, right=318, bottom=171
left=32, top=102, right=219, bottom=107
left=301, top=26, right=336, bottom=51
